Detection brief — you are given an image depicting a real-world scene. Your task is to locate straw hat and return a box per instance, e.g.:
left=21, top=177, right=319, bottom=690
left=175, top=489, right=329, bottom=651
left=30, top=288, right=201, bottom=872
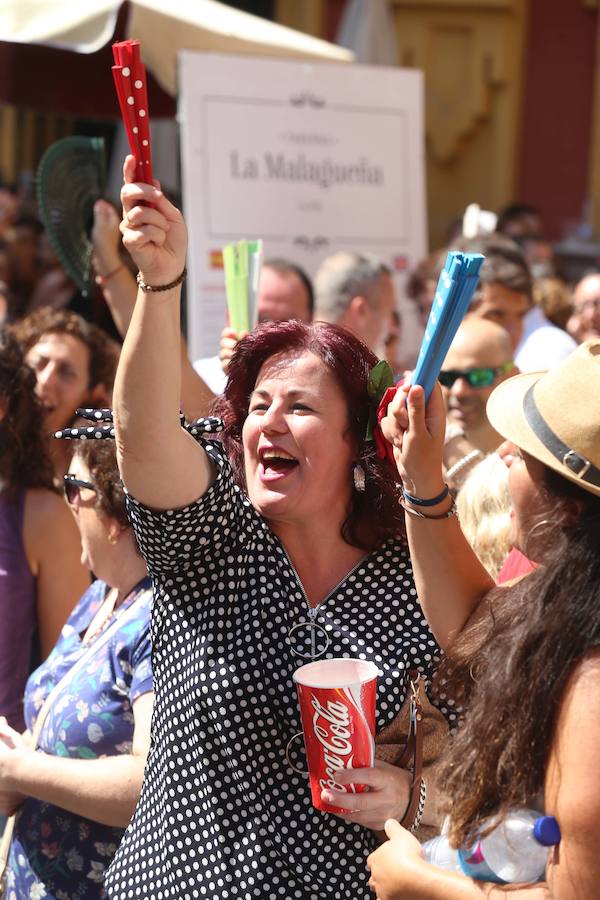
left=487, top=339, right=600, bottom=498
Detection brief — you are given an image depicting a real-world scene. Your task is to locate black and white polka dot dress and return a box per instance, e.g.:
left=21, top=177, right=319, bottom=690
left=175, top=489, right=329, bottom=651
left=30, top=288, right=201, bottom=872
left=105, top=441, right=453, bottom=900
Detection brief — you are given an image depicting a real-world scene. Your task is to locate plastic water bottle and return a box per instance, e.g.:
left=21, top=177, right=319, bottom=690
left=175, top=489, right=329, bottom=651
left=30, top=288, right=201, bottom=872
left=422, top=808, right=561, bottom=884
left=422, top=835, right=462, bottom=873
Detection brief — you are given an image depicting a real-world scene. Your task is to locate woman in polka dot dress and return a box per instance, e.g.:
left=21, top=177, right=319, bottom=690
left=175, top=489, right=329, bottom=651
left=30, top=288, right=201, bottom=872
left=104, top=156, right=457, bottom=900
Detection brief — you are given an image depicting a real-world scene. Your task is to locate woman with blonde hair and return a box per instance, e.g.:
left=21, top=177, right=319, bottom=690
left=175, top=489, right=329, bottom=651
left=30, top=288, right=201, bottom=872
left=456, top=453, right=512, bottom=580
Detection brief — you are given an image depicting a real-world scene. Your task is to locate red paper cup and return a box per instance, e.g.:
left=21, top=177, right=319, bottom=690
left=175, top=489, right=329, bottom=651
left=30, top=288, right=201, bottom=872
left=293, top=657, right=379, bottom=813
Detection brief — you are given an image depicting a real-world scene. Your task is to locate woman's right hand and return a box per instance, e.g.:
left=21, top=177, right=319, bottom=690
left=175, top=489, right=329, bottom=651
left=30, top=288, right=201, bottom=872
left=380, top=381, right=447, bottom=497
left=120, top=155, right=187, bottom=287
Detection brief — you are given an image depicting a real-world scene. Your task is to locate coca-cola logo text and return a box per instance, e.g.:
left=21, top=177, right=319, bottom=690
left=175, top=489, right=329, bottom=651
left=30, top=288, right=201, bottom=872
left=311, top=696, right=357, bottom=794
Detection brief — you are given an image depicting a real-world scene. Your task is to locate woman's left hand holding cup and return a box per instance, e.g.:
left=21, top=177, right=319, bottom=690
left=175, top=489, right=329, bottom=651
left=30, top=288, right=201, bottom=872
left=321, top=759, right=412, bottom=831
left=120, top=154, right=187, bottom=287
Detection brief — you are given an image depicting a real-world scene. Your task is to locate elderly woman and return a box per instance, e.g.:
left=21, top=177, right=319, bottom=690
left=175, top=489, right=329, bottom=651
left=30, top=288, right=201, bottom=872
left=0, top=438, right=153, bottom=899
left=101, top=158, right=453, bottom=900
left=367, top=341, right=600, bottom=899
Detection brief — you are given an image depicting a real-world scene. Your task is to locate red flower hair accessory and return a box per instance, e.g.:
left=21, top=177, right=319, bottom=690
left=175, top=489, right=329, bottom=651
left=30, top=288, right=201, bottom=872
left=374, top=384, right=400, bottom=466
left=365, top=360, right=399, bottom=466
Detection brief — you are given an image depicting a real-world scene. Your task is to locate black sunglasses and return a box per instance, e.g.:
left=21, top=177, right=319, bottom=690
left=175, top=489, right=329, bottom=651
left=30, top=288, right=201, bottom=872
left=438, top=362, right=514, bottom=389
left=63, top=474, right=97, bottom=505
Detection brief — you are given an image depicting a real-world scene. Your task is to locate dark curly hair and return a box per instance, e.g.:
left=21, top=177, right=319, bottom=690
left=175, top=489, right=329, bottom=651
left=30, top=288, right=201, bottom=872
left=0, top=329, right=55, bottom=490
left=211, top=320, right=405, bottom=550
left=11, top=307, right=119, bottom=392
left=435, top=465, right=600, bottom=848
left=72, top=440, right=132, bottom=535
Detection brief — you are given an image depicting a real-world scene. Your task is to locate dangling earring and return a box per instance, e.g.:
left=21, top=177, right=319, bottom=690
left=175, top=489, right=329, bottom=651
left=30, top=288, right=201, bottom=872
left=353, top=463, right=366, bottom=493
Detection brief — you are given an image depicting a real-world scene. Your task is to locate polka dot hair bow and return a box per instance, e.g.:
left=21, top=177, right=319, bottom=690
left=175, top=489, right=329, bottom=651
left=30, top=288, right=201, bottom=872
left=111, top=41, right=153, bottom=185
left=53, top=408, right=224, bottom=442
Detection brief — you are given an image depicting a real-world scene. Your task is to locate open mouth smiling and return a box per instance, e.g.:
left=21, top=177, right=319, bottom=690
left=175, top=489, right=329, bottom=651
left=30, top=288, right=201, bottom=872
left=258, top=446, right=300, bottom=478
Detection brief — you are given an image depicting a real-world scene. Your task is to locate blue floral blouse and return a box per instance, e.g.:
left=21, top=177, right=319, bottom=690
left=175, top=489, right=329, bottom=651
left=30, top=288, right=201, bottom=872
left=6, top=577, right=153, bottom=900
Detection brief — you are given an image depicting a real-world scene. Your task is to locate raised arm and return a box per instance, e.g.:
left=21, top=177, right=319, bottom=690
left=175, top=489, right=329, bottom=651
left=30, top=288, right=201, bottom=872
left=113, top=157, right=213, bottom=509
left=93, top=199, right=215, bottom=421
left=380, top=383, right=494, bottom=650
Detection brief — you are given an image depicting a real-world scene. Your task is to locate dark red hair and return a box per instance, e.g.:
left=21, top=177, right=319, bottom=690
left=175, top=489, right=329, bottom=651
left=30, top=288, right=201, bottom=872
left=212, top=320, right=405, bottom=550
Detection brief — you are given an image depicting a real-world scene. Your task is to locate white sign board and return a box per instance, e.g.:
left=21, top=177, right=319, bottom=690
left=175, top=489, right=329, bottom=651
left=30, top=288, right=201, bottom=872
left=179, top=51, right=426, bottom=361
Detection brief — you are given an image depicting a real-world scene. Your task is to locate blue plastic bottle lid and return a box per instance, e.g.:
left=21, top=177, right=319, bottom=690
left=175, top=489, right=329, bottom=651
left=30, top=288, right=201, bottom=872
left=533, top=816, right=561, bottom=847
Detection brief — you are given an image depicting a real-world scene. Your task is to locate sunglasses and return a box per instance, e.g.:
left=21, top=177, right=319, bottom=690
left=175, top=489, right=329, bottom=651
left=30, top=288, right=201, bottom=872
left=438, top=361, right=514, bottom=389
left=63, top=474, right=97, bottom=505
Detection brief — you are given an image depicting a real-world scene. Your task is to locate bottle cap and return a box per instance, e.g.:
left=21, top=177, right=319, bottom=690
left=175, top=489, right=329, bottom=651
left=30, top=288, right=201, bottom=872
left=533, top=815, right=561, bottom=847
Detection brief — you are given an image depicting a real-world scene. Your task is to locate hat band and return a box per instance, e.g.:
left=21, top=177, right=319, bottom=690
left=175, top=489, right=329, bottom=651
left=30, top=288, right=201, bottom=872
left=523, top=385, right=600, bottom=488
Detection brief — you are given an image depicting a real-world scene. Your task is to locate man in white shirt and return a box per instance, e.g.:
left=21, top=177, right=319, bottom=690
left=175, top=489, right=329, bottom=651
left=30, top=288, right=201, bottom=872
left=514, top=303, right=576, bottom=373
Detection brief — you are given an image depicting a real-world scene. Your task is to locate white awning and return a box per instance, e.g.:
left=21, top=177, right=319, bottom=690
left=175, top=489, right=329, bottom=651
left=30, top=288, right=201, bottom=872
left=0, top=0, right=353, bottom=95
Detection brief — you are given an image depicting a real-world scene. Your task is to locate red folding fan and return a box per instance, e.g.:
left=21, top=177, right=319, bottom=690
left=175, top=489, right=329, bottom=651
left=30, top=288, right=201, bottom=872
left=111, top=40, right=154, bottom=185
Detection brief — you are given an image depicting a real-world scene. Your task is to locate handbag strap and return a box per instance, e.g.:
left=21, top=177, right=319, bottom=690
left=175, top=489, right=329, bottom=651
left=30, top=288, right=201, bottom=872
left=397, top=669, right=424, bottom=829
left=0, top=595, right=144, bottom=874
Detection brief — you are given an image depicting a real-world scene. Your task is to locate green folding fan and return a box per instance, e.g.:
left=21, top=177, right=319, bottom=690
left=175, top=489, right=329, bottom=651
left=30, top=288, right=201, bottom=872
left=37, top=136, right=106, bottom=295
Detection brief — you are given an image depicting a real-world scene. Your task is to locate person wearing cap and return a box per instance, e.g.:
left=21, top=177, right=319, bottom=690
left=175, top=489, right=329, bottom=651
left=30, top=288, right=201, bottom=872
left=368, top=341, right=600, bottom=899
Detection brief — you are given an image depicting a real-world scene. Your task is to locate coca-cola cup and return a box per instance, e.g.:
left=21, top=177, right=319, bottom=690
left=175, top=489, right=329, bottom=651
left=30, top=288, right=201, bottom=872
left=293, top=657, right=379, bottom=813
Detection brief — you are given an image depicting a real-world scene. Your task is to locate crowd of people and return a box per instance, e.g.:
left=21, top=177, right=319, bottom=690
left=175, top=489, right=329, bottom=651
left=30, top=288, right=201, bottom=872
left=0, top=155, right=598, bottom=900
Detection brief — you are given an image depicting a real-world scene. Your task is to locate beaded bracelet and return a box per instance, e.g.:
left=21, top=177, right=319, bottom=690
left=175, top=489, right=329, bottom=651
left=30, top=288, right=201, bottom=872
left=402, top=484, right=449, bottom=507
left=136, top=267, right=187, bottom=292
left=400, top=498, right=458, bottom=520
